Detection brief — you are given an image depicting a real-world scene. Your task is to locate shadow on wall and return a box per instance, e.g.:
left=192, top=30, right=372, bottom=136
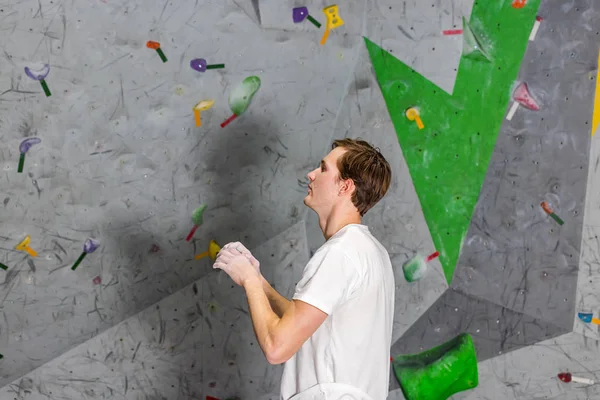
left=195, top=113, right=281, bottom=240
left=97, top=114, right=280, bottom=298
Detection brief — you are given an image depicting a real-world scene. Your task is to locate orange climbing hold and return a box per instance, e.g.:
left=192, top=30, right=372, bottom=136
left=146, top=41, right=160, bottom=50
left=512, top=0, right=526, bottom=8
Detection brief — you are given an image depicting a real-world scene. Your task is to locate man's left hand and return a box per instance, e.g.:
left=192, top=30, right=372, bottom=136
left=213, top=243, right=261, bottom=287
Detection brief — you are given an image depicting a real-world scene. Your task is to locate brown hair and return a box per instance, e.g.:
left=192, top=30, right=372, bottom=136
left=332, top=138, right=392, bottom=216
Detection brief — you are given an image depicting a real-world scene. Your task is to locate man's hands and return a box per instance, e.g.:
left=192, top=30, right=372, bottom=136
left=213, top=241, right=261, bottom=287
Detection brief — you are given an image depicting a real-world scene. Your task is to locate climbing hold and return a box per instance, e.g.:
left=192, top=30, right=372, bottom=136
left=591, top=51, right=600, bottom=137
left=293, top=7, right=321, bottom=28
left=194, top=239, right=221, bottom=262
left=392, top=333, right=478, bottom=400
left=558, top=372, right=595, bottom=385
left=147, top=41, right=167, bottom=62
left=17, top=137, right=41, bottom=173
left=405, top=107, right=424, bottom=129
left=0, top=262, right=7, bottom=271
left=193, top=100, right=215, bottom=127
left=513, top=82, right=540, bottom=111
left=443, top=29, right=463, bottom=35
left=186, top=205, right=207, bottom=241
left=403, top=251, right=439, bottom=282
left=506, top=82, right=540, bottom=120
left=540, top=201, right=564, bottom=226
left=529, top=16, right=543, bottom=41
left=15, top=235, right=37, bottom=257
left=24, top=64, right=51, bottom=96
left=192, top=206, right=206, bottom=226
left=221, top=76, right=261, bottom=128
left=190, top=58, right=225, bottom=72
left=320, top=5, right=344, bottom=46
left=512, top=0, right=526, bottom=8
left=150, top=244, right=160, bottom=253
left=71, top=238, right=100, bottom=271
left=578, top=312, right=600, bottom=324
left=462, top=17, right=491, bottom=62
left=93, top=276, right=102, bottom=285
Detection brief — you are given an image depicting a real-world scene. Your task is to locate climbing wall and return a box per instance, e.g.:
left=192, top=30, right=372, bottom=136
left=0, top=0, right=365, bottom=389
left=1, top=0, right=600, bottom=399
left=389, top=0, right=598, bottom=364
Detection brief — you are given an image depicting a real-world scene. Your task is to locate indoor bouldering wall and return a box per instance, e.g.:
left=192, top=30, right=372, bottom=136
left=1, top=0, right=600, bottom=399
left=383, top=0, right=600, bottom=398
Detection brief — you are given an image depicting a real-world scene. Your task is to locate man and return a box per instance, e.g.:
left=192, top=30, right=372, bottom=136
left=214, top=138, right=394, bottom=400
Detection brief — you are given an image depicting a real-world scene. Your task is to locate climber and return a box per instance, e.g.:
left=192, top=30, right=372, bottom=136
left=213, top=138, right=394, bottom=400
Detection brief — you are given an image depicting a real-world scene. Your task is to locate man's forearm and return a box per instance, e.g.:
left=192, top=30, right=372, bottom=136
left=244, top=276, right=281, bottom=363
left=261, top=276, right=292, bottom=318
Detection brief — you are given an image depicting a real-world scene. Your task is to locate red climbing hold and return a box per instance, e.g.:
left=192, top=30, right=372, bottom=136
left=558, top=372, right=572, bottom=383
left=513, top=82, right=540, bottom=111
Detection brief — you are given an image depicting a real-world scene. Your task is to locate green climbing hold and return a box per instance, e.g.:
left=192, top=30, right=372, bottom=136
left=192, top=204, right=207, bottom=226
left=392, top=333, right=478, bottom=400
left=229, top=76, right=261, bottom=116
left=462, top=16, right=492, bottom=62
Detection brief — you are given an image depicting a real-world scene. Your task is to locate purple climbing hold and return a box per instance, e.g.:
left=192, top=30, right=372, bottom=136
left=24, top=64, right=50, bottom=81
left=190, top=58, right=207, bottom=72
left=19, top=137, right=41, bottom=154
left=293, top=6, right=308, bottom=23
left=83, top=238, right=101, bottom=254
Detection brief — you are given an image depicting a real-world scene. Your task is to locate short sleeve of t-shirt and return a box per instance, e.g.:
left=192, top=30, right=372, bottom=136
left=292, top=245, right=361, bottom=315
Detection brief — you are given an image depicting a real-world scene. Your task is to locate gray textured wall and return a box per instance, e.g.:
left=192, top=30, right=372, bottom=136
left=1, top=0, right=599, bottom=399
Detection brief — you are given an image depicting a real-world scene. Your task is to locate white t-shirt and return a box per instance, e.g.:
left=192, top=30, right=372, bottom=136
left=280, top=224, right=395, bottom=400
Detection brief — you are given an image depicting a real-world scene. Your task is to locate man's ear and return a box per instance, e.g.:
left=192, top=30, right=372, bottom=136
left=339, top=178, right=355, bottom=196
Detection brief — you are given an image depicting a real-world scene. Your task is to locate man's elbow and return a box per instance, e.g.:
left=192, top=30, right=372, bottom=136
left=266, top=352, right=282, bottom=365
left=265, top=337, right=292, bottom=365
left=266, top=347, right=292, bottom=365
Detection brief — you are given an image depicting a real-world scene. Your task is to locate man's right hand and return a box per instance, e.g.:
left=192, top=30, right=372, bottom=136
left=222, top=241, right=260, bottom=273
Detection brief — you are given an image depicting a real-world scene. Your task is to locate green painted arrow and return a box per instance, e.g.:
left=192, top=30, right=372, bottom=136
left=365, top=1, right=540, bottom=283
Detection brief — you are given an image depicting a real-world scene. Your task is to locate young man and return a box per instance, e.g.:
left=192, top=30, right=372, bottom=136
left=214, top=138, right=394, bottom=400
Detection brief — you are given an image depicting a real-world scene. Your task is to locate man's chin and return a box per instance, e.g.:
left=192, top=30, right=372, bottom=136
left=303, top=197, right=311, bottom=207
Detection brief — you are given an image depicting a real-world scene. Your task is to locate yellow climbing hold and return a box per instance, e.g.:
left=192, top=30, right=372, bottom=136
left=193, top=99, right=215, bottom=127
left=16, top=235, right=37, bottom=257
left=320, top=5, right=344, bottom=45
left=194, top=239, right=221, bottom=262
left=406, top=107, right=425, bottom=130
left=592, top=51, right=600, bottom=137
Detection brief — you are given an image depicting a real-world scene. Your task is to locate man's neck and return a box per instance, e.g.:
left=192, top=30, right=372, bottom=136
left=320, top=210, right=362, bottom=241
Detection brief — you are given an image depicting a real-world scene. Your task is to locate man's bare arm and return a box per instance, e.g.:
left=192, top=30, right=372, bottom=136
left=261, top=276, right=291, bottom=318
